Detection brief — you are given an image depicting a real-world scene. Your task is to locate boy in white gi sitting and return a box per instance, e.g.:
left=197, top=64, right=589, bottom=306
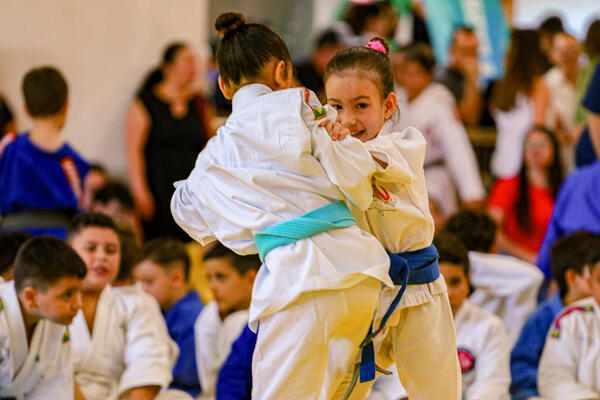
left=194, top=243, right=259, bottom=399
left=443, top=209, right=544, bottom=345
left=0, top=236, right=86, bottom=399
left=538, top=248, right=600, bottom=399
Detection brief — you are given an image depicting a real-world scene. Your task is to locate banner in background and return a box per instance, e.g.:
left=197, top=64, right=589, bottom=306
left=422, top=0, right=509, bottom=81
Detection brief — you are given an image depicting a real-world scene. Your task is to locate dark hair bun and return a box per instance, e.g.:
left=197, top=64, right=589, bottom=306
left=215, top=12, right=245, bottom=37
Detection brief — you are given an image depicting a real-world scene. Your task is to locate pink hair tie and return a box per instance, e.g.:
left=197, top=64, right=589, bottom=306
left=366, top=40, right=387, bottom=55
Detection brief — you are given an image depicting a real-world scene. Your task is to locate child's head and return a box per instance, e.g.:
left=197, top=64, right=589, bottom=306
left=67, top=213, right=121, bottom=293
left=82, top=163, right=109, bottom=211
left=91, top=181, right=137, bottom=228
left=324, top=38, right=397, bottom=142
left=442, top=209, right=497, bottom=253
left=22, top=66, right=68, bottom=120
left=214, top=12, right=292, bottom=98
left=115, top=228, right=141, bottom=286
left=392, top=43, right=435, bottom=100
left=0, top=231, right=32, bottom=281
left=14, top=236, right=86, bottom=325
left=134, top=238, right=191, bottom=311
left=433, top=232, right=470, bottom=316
left=203, top=242, right=260, bottom=317
left=550, top=231, right=600, bottom=302
left=587, top=248, right=600, bottom=304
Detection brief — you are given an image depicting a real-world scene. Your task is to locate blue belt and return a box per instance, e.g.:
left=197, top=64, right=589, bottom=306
left=344, top=244, right=440, bottom=399
left=254, top=201, right=356, bottom=262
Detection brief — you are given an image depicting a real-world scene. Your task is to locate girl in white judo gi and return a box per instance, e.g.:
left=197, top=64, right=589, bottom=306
left=538, top=249, right=600, bottom=399
left=323, top=38, right=461, bottom=399
left=0, top=236, right=86, bottom=400
left=66, top=213, right=181, bottom=400
left=171, top=12, right=395, bottom=400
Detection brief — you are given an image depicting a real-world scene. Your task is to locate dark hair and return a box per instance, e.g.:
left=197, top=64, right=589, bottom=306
left=443, top=209, right=497, bottom=253
left=343, top=1, right=393, bottom=35
left=515, top=125, right=564, bottom=231
left=315, top=28, right=342, bottom=49
left=433, top=232, right=470, bottom=276
left=584, top=19, right=600, bottom=58
left=550, top=231, right=600, bottom=297
left=14, top=236, right=87, bottom=293
left=214, top=12, right=291, bottom=89
left=66, top=212, right=119, bottom=243
left=325, top=37, right=394, bottom=97
left=141, top=237, right=191, bottom=280
left=587, top=247, right=600, bottom=273
left=491, top=29, right=544, bottom=111
left=92, top=181, right=135, bottom=211
left=0, top=232, right=33, bottom=276
left=116, top=228, right=141, bottom=283
left=203, top=242, right=261, bottom=275
left=139, top=42, right=187, bottom=94
left=22, top=66, right=68, bottom=117
left=89, top=163, right=107, bottom=174
left=539, top=15, right=565, bottom=34
left=397, top=43, right=436, bottom=73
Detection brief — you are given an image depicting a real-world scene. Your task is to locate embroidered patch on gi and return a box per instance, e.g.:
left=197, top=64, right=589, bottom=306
left=551, top=305, right=594, bottom=338
left=60, top=156, right=83, bottom=201
left=0, top=298, right=3, bottom=311
left=457, top=348, right=475, bottom=372
left=63, top=330, right=70, bottom=343
left=303, top=88, right=327, bottom=120
left=372, top=183, right=391, bottom=201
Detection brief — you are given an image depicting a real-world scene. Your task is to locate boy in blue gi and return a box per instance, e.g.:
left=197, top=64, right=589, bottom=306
left=0, top=67, right=89, bottom=238
left=510, top=231, right=600, bottom=399
left=133, top=237, right=204, bottom=397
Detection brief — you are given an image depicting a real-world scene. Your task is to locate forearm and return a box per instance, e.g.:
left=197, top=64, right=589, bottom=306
left=459, top=79, right=483, bottom=126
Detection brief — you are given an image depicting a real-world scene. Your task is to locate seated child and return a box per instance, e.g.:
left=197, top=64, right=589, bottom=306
left=91, top=181, right=143, bottom=243
left=66, top=213, right=179, bottom=400
left=443, top=209, right=544, bottom=345
left=0, top=67, right=89, bottom=238
left=134, top=238, right=204, bottom=397
left=0, top=231, right=32, bottom=281
left=194, top=243, right=259, bottom=399
left=435, top=232, right=511, bottom=400
left=0, top=236, right=86, bottom=399
left=538, top=248, right=600, bottom=399
left=171, top=12, right=393, bottom=399
left=82, top=163, right=109, bottom=211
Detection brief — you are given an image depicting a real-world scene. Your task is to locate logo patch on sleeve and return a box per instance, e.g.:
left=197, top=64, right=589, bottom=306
left=303, top=88, right=327, bottom=120
left=457, top=348, right=475, bottom=372
left=551, top=305, right=594, bottom=338
left=63, top=330, right=70, bottom=343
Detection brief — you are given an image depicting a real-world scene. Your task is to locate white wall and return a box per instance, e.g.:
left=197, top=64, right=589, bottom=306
left=0, top=0, right=209, bottom=178
left=513, top=0, right=600, bottom=38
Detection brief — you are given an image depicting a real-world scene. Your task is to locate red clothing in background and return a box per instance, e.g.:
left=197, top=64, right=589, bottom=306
left=488, top=176, right=555, bottom=252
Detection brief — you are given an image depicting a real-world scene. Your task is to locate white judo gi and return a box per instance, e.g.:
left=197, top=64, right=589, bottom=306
left=69, top=284, right=178, bottom=400
left=538, top=297, right=600, bottom=399
left=344, top=109, right=460, bottom=400
left=396, top=83, right=485, bottom=216
left=0, top=281, right=74, bottom=400
left=468, top=252, right=544, bottom=346
left=367, top=301, right=511, bottom=400
left=171, top=84, right=393, bottom=399
left=194, top=301, right=248, bottom=399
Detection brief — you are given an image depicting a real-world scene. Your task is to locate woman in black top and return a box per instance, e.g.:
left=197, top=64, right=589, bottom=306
left=127, top=42, right=214, bottom=240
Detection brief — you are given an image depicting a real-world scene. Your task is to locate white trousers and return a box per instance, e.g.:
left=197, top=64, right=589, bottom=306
left=251, top=277, right=381, bottom=400
left=349, top=289, right=462, bottom=400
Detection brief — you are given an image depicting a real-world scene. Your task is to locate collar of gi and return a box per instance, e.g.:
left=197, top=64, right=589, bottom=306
left=232, top=83, right=273, bottom=111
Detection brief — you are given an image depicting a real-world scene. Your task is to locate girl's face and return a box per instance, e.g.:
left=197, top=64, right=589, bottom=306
left=325, top=69, right=396, bottom=142
left=523, top=130, right=554, bottom=169
left=166, top=47, right=196, bottom=87
left=70, top=227, right=121, bottom=292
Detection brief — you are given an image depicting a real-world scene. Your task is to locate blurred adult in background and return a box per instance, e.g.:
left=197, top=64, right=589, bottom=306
left=490, top=29, right=550, bottom=179
left=293, top=28, right=345, bottom=103
left=538, top=15, right=565, bottom=73
left=334, top=0, right=399, bottom=47
left=0, top=95, right=16, bottom=136
left=394, top=43, right=485, bottom=220
left=126, top=42, right=214, bottom=241
left=488, top=126, right=563, bottom=264
left=435, top=26, right=483, bottom=126
left=575, top=19, right=600, bottom=125
left=544, top=32, right=583, bottom=171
